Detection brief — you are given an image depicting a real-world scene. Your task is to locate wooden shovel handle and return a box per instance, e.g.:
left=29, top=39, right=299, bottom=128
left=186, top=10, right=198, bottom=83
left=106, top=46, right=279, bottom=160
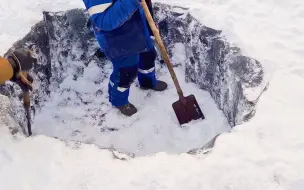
left=20, top=72, right=32, bottom=136
left=140, top=1, right=185, bottom=100
left=23, top=89, right=30, bottom=107
left=19, top=72, right=33, bottom=90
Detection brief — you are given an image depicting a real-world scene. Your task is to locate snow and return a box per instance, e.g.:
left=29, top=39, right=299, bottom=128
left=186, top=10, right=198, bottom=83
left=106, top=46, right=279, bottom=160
left=1, top=0, right=304, bottom=189
left=29, top=34, right=230, bottom=156
left=32, top=55, right=230, bottom=156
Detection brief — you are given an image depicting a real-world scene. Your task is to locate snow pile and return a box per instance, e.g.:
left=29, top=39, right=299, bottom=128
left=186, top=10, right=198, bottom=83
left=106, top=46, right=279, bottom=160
left=0, top=95, right=19, bottom=134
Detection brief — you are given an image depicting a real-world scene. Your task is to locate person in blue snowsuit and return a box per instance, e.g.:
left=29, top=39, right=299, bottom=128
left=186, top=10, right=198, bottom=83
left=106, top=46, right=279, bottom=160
left=82, top=0, right=167, bottom=116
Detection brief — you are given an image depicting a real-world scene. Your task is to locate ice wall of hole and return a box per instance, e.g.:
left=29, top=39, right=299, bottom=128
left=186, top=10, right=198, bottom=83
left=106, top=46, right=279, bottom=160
left=0, top=3, right=268, bottom=156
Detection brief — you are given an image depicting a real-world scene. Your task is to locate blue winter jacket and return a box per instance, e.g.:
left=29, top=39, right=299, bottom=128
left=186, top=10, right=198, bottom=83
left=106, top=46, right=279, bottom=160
left=83, top=0, right=154, bottom=60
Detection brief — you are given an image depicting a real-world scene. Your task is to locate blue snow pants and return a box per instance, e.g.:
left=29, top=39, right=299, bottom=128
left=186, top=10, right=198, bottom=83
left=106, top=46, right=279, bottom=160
left=108, top=47, right=157, bottom=107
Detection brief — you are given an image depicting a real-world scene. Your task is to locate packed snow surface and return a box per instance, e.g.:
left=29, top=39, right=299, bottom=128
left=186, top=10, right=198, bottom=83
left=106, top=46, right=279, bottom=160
left=1, top=0, right=304, bottom=190
left=31, top=40, right=230, bottom=156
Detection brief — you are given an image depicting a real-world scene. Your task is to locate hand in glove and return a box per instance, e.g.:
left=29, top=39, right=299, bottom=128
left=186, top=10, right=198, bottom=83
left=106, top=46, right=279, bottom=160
left=5, top=48, right=36, bottom=91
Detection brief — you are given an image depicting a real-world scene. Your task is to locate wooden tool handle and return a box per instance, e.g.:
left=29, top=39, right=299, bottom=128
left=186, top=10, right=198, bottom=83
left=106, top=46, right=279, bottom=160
left=19, top=72, right=33, bottom=90
left=23, top=90, right=32, bottom=136
left=140, top=1, right=185, bottom=100
left=18, top=72, right=32, bottom=136
left=20, top=72, right=32, bottom=136
left=23, top=91, right=30, bottom=108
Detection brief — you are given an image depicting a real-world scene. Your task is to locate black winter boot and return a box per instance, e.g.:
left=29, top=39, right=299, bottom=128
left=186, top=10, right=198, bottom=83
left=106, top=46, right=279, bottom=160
left=141, top=80, right=168, bottom=92
left=116, top=103, right=137, bottom=116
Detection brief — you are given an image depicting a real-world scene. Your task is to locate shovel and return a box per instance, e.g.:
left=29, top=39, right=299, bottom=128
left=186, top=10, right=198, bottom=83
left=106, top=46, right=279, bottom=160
left=140, top=1, right=205, bottom=125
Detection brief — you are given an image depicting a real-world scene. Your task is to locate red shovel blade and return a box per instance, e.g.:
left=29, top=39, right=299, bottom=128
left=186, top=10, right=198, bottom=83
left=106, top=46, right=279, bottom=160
left=172, top=94, right=205, bottom=125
